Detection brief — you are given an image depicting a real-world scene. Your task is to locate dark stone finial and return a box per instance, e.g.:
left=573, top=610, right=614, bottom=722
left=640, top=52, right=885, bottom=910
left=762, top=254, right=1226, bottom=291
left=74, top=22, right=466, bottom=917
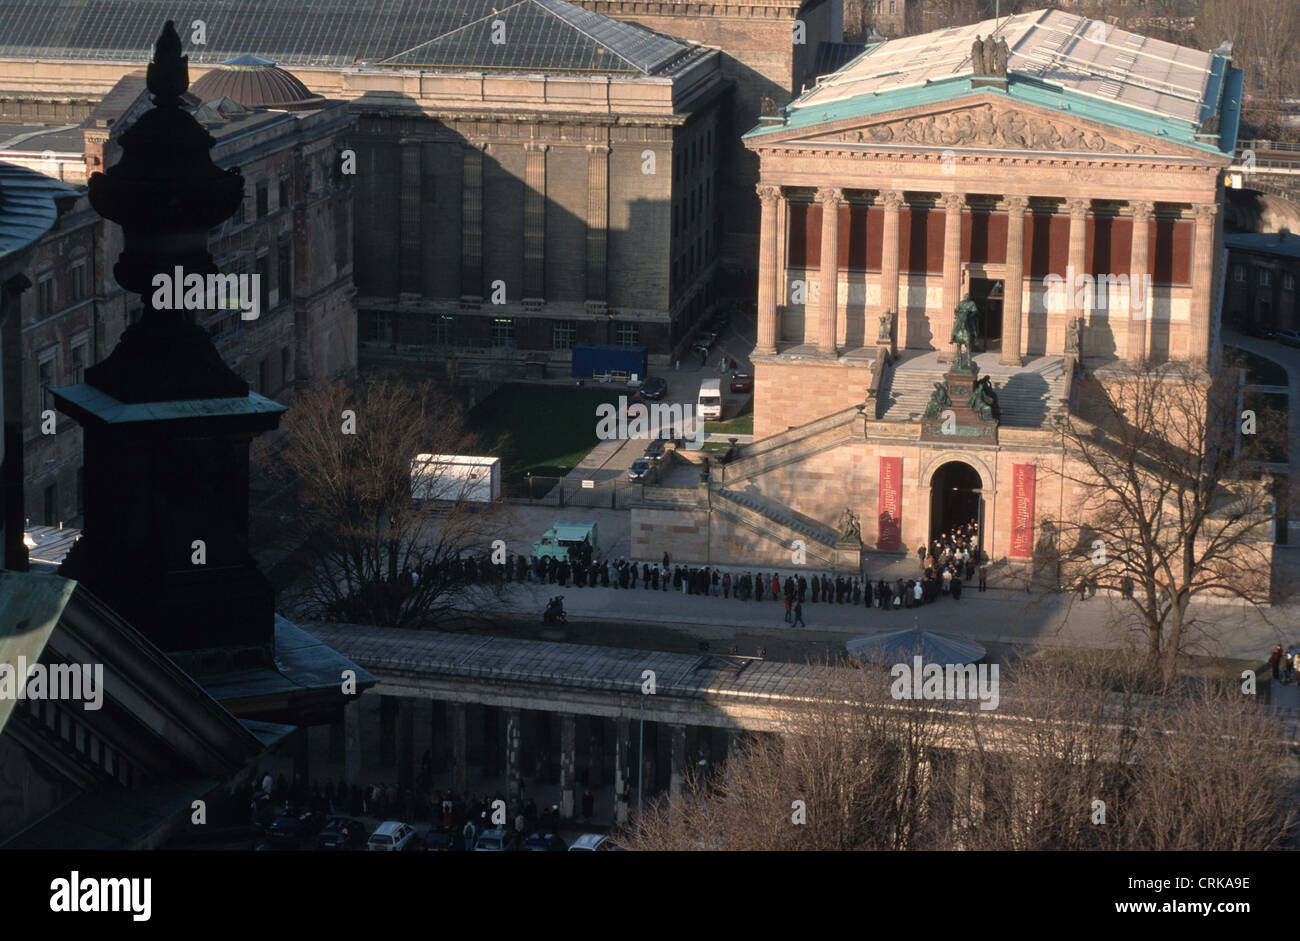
left=147, top=20, right=189, bottom=103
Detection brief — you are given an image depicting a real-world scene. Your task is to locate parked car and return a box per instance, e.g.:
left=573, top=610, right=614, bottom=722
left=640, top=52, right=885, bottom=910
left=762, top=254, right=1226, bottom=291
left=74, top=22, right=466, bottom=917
left=628, top=458, right=652, bottom=481
left=264, top=806, right=323, bottom=849
left=1274, top=328, right=1300, bottom=348
left=729, top=371, right=754, bottom=393
left=472, top=828, right=520, bottom=852
left=523, top=832, right=568, bottom=852
left=367, top=820, right=418, bottom=851
left=316, top=817, right=366, bottom=851
left=423, top=825, right=459, bottom=852
left=640, top=376, right=667, bottom=400
left=568, top=833, right=612, bottom=851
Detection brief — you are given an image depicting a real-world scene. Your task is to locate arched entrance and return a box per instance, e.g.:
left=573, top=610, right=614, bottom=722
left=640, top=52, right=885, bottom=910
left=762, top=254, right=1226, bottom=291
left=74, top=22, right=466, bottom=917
left=929, top=461, right=984, bottom=548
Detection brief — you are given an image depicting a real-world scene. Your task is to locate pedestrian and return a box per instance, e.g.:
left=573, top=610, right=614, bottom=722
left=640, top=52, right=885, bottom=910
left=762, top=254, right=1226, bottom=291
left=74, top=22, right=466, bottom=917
left=1270, top=645, right=1284, bottom=681
left=722, top=571, right=731, bottom=598
left=792, top=601, right=805, bottom=629
left=811, top=576, right=820, bottom=603
left=978, top=564, right=988, bottom=592
left=771, top=573, right=780, bottom=601
left=913, top=580, right=923, bottom=606
left=951, top=575, right=962, bottom=600
left=784, top=596, right=792, bottom=622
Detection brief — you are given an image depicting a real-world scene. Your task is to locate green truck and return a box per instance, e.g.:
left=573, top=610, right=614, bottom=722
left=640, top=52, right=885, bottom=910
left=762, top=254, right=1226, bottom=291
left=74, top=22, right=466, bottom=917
left=531, top=522, right=598, bottom=563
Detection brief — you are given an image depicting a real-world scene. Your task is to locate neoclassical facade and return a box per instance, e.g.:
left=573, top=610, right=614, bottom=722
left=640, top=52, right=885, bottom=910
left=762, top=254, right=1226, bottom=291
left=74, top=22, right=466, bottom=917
left=632, top=9, right=1252, bottom=570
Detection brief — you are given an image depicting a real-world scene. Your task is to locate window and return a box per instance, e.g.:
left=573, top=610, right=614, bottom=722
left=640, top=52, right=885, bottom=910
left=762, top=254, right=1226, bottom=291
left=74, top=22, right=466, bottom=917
left=37, top=275, right=54, bottom=317
left=71, top=262, right=86, bottom=302
left=433, top=314, right=455, bottom=345
left=278, top=242, right=292, bottom=303
left=38, top=352, right=56, bottom=412
left=256, top=182, right=269, bottom=218
left=553, top=320, right=576, bottom=351
left=491, top=317, right=515, bottom=349
left=256, top=254, right=270, bottom=312
left=278, top=177, right=290, bottom=212
left=70, top=340, right=87, bottom=384
left=1260, top=269, right=1272, bottom=287
left=1285, top=273, right=1296, bottom=292
left=1233, top=265, right=1245, bottom=282
left=363, top=312, right=393, bottom=343
left=280, top=346, right=291, bottom=390
left=615, top=323, right=640, bottom=346
left=237, top=199, right=247, bottom=225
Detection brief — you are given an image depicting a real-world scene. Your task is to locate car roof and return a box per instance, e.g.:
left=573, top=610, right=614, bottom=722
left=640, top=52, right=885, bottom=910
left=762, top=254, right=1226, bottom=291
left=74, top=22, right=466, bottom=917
left=371, top=820, right=409, bottom=835
left=569, top=833, right=607, bottom=849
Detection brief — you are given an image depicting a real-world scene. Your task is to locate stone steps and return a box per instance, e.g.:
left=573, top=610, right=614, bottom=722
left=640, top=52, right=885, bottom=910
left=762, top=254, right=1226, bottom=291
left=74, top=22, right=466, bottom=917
left=715, top=487, right=839, bottom=548
left=879, top=359, right=1069, bottom=427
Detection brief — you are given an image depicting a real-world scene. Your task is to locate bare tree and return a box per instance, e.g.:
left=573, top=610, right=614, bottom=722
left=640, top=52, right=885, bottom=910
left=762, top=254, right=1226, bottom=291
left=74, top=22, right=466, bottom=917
left=1045, top=359, right=1281, bottom=687
left=268, top=377, right=509, bottom=628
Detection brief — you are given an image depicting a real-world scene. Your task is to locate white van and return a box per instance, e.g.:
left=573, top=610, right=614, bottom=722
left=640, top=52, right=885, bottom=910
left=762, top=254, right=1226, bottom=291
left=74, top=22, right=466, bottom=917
left=697, top=377, right=723, bottom=420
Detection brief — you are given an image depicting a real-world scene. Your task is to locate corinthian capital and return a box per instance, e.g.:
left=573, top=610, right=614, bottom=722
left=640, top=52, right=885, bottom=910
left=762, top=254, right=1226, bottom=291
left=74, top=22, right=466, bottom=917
left=881, top=190, right=905, bottom=211
left=816, top=185, right=843, bottom=208
left=1129, top=200, right=1154, bottom=221
left=1067, top=197, right=1090, bottom=218
left=756, top=183, right=781, bottom=203
left=1194, top=202, right=1219, bottom=223
left=1005, top=194, right=1030, bottom=213
left=941, top=192, right=965, bottom=213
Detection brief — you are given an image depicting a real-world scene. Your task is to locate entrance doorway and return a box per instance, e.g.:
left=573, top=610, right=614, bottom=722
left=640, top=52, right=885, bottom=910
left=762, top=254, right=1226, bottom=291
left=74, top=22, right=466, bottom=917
left=929, top=461, right=983, bottom=549
left=969, top=278, right=1003, bottom=352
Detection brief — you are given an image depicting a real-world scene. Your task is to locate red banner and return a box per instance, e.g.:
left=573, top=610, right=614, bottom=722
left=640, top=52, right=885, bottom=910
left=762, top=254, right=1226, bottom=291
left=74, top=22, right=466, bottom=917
left=1010, top=463, right=1036, bottom=558
left=877, top=457, right=902, bottom=550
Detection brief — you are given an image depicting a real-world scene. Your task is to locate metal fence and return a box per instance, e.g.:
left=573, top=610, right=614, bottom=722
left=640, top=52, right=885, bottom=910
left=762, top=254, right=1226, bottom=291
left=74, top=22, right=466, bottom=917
left=515, top=475, right=646, bottom=509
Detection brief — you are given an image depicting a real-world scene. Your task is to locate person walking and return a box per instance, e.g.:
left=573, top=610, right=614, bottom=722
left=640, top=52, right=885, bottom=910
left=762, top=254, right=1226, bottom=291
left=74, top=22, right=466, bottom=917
left=784, top=596, right=793, bottom=622
left=978, top=564, right=988, bottom=592
left=792, top=601, right=805, bottom=629
left=1270, top=645, right=1283, bottom=682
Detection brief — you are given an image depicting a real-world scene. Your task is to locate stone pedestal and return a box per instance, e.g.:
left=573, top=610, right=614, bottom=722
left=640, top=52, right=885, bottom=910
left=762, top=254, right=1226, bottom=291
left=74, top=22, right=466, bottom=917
left=920, top=364, right=998, bottom=445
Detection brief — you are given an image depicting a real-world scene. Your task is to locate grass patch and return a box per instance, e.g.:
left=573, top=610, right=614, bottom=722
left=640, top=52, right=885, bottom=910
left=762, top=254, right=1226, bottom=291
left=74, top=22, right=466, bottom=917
left=705, top=395, right=754, bottom=435
left=1226, top=346, right=1289, bottom=386
left=467, top=383, right=623, bottom=495
left=1243, top=389, right=1289, bottom=463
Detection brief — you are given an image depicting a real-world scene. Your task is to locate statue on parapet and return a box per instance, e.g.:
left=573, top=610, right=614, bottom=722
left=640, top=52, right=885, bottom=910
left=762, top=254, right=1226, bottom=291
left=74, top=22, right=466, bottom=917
left=838, top=506, right=862, bottom=543
left=967, top=374, right=1000, bottom=422
left=950, top=293, right=979, bottom=370
left=1065, top=316, right=1083, bottom=356
left=923, top=380, right=951, bottom=419
left=877, top=309, right=895, bottom=345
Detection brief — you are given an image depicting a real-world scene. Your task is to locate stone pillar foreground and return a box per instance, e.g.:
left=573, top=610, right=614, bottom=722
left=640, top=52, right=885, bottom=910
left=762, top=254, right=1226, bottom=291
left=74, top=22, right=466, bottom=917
left=460, top=145, right=484, bottom=299
left=559, top=713, right=577, bottom=819
left=880, top=191, right=903, bottom=350
left=505, top=709, right=522, bottom=802
left=1000, top=195, right=1029, bottom=366
left=399, top=141, right=421, bottom=295
left=449, top=701, right=468, bottom=796
left=939, top=192, right=965, bottom=358
left=1191, top=202, right=1219, bottom=366
left=816, top=186, right=842, bottom=356
left=343, top=698, right=363, bottom=787
left=523, top=142, right=547, bottom=300
left=755, top=184, right=780, bottom=355
left=669, top=723, right=687, bottom=799
left=1127, top=201, right=1153, bottom=363
left=585, top=145, right=610, bottom=303
left=588, top=716, right=604, bottom=788
left=613, top=718, right=631, bottom=825
left=1065, top=198, right=1089, bottom=353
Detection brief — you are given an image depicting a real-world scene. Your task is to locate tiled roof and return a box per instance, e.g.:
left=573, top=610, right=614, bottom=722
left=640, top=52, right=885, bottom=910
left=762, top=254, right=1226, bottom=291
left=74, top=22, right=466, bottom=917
left=1226, top=232, right=1300, bottom=261
left=0, top=0, right=692, bottom=75
left=750, top=7, right=1241, bottom=157
left=0, top=161, right=79, bottom=262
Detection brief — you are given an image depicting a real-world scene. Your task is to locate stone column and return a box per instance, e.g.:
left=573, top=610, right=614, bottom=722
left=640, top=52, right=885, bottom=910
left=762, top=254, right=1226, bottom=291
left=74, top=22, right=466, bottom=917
left=641, top=720, right=658, bottom=793
left=559, top=713, right=577, bottom=819
left=449, top=701, right=468, bottom=796
left=880, top=191, right=903, bottom=350
left=460, top=145, right=484, bottom=300
left=939, top=192, right=965, bottom=358
left=1001, top=195, right=1029, bottom=366
left=399, top=141, right=422, bottom=296
left=1191, top=202, right=1219, bottom=366
left=343, top=698, right=363, bottom=786
left=585, top=145, right=610, bottom=304
left=669, top=723, right=687, bottom=799
left=523, top=142, right=547, bottom=301
left=587, top=716, right=604, bottom=788
left=505, top=709, right=522, bottom=801
left=755, top=184, right=781, bottom=355
left=395, top=697, right=414, bottom=790
left=1126, top=201, right=1153, bottom=363
left=816, top=186, right=843, bottom=356
left=1065, top=198, right=1089, bottom=353
left=613, top=718, right=631, bottom=825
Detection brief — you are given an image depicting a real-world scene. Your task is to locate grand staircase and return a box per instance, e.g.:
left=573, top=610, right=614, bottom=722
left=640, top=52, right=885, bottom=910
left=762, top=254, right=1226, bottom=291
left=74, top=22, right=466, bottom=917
left=878, top=353, right=1071, bottom=426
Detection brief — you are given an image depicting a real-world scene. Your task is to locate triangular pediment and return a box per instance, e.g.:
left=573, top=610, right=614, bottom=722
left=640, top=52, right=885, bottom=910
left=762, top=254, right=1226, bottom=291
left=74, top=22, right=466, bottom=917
left=781, top=98, right=1195, bottom=159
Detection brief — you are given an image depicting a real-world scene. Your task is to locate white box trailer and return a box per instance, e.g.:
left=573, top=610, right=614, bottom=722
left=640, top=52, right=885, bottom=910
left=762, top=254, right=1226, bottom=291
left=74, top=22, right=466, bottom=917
left=411, top=454, right=502, bottom=503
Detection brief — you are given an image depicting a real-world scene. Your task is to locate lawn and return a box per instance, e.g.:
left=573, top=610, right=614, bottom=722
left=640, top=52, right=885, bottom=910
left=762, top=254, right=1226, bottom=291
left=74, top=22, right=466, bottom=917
left=1243, top=390, right=1289, bottom=463
left=1225, top=346, right=1289, bottom=386
left=467, top=383, right=624, bottom=495
left=705, top=395, right=754, bottom=436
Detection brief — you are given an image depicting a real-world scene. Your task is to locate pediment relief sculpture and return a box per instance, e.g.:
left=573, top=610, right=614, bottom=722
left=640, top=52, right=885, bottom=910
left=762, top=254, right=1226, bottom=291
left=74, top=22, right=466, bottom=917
left=828, top=104, right=1159, bottom=155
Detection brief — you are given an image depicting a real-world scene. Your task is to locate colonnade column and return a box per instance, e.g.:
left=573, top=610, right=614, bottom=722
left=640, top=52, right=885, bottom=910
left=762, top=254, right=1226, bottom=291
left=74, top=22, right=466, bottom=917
left=523, top=142, right=547, bottom=301
left=505, top=709, right=522, bottom=802
left=1127, top=200, right=1153, bottom=363
left=880, top=190, right=903, bottom=350
left=669, top=723, right=687, bottom=799
left=1000, top=195, right=1029, bottom=366
left=755, top=184, right=781, bottom=356
left=613, top=718, right=631, bottom=825
left=1191, top=202, right=1219, bottom=366
left=1065, top=198, right=1089, bottom=353
left=449, top=701, right=468, bottom=795
left=940, top=192, right=965, bottom=358
left=343, top=698, right=363, bottom=787
left=816, top=186, right=843, bottom=356
left=559, top=713, right=577, bottom=819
